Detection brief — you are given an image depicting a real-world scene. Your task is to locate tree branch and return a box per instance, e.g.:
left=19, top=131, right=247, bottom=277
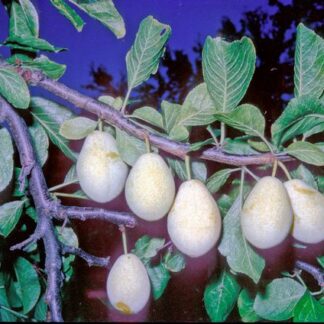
left=61, top=244, right=110, bottom=268
left=23, top=70, right=295, bottom=166
left=295, top=260, right=324, bottom=287
left=0, top=96, right=136, bottom=322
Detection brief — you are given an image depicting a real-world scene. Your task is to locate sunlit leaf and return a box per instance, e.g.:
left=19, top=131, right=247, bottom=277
left=0, top=67, right=30, bottom=109
left=218, top=196, right=265, bottom=283
left=253, top=278, right=306, bottom=321
left=163, top=251, right=186, bottom=273
left=131, top=106, right=164, bottom=129
left=0, top=128, right=14, bottom=193
left=285, top=141, right=324, bottom=166
left=202, top=36, right=255, bottom=112
left=179, top=83, right=217, bottom=126
left=271, top=96, right=324, bottom=147
left=30, top=97, right=78, bottom=162
left=4, top=35, right=65, bottom=53
left=9, top=0, right=38, bottom=37
left=214, top=104, right=266, bottom=140
left=294, top=23, right=324, bottom=98
left=0, top=201, right=24, bottom=238
left=116, top=128, right=146, bottom=166
left=50, top=0, right=85, bottom=32
left=59, top=117, right=97, bottom=140
left=223, top=138, right=260, bottom=156
left=204, top=271, right=240, bottom=322
left=207, top=168, right=239, bottom=194
left=132, top=235, right=165, bottom=261
left=15, top=55, right=67, bottom=80
left=69, top=0, right=125, bottom=38
left=166, top=158, right=207, bottom=183
left=29, top=122, right=49, bottom=166
left=126, top=16, right=171, bottom=89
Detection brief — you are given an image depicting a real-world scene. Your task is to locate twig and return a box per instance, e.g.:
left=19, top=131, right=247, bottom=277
left=61, top=244, right=110, bottom=267
left=295, top=260, right=324, bottom=287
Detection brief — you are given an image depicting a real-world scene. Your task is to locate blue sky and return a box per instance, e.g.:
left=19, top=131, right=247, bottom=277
left=0, top=0, right=289, bottom=95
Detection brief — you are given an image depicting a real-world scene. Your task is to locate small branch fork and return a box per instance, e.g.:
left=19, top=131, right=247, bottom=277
left=0, top=96, right=136, bottom=322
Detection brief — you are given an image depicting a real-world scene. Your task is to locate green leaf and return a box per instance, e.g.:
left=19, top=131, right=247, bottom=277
left=253, top=278, right=306, bottom=321
left=98, top=95, right=123, bottom=110
left=294, top=24, right=324, bottom=98
left=0, top=273, right=16, bottom=322
left=0, top=67, right=30, bottom=109
left=248, top=140, right=270, bottom=152
left=4, top=35, right=65, bottom=53
left=166, top=158, right=207, bottom=183
left=202, top=36, right=255, bottom=112
left=214, top=104, right=266, bottom=140
left=161, top=100, right=182, bottom=132
left=317, top=256, right=324, bottom=268
left=0, top=201, right=24, bottom=238
left=168, top=125, right=189, bottom=141
left=14, top=257, right=41, bottom=314
left=0, top=128, right=14, bottom=193
left=271, top=96, right=324, bottom=147
left=34, top=294, right=47, bottom=321
left=291, top=164, right=317, bottom=189
left=115, top=128, right=146, bottom=166
left=9, top=0, right=38, bottom=38
left=29, top=122, right=49, bottom=166
left=218, top=196, right=265, bottom=284
left=163, top=251, right=186, bottom=273
left=237, top=289, right=261, bottom=323
left=50, top=0, right=85, bottom=32
left=317, top=176, right=324, bottom=193
left=64, top=164, right=78, bottom=183
left=69, top=0, right=125, bottom=38
left=146, top=263, right=170, bottom=300
left=18, top=55, right=66, bottom=80
left=207, top=168, right=239, bottom=194
left=130, top=106, right=164, bottom=129
left=56, top=226, right=78, bottom=282
left=189, top=138, right=214, bottom=152
left=126, top=16, right=171, bottom=89
left=293, top=290, right=324, bottom=322
left=132, top=235, right=165, bottom=261
left=179, top=83, right=217, bottom=126
left=204, top=271, right=240, bottom=322
left=30, top=97, right=78, bottom=162
left=223, top=138, right=260, bottom=156
left=59, top=117, right=97, bottom=140
left=285, top=141, right=324, bottom=166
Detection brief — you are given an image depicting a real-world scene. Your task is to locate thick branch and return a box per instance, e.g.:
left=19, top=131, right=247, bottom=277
left=0, top=96, right=136, bottom=322
left=24, top=71, right=295, bottom=166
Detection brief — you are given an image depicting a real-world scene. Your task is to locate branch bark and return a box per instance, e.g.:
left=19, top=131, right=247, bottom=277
left=23, top=70, right=295, bottom=166
left=0, top=96, right=136, bottom=322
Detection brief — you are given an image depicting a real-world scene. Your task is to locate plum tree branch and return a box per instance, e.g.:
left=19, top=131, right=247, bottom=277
left=0, top=96, right=136, bottom=322
left=23, top=70, right=295, bottom=166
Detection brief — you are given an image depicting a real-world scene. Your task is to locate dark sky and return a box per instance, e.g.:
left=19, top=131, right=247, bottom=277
left=0, top=0, right=289, bottom=95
